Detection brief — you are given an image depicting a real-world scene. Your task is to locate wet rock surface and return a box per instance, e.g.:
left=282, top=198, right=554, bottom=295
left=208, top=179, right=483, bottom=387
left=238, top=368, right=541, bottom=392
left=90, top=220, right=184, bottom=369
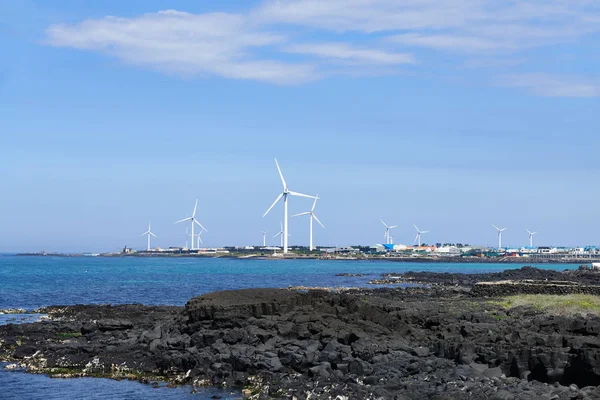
left=3, top=277, right=600, bottom=399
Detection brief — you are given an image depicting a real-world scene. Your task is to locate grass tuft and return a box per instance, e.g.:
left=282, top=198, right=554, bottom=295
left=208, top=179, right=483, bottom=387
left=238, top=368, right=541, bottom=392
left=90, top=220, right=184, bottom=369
left=492, top=294, right=600, bottom=316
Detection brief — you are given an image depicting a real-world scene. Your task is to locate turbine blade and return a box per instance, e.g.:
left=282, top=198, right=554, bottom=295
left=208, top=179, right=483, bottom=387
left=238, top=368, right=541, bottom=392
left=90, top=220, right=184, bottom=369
left=291, top=212, right=310, bottom=217
left=414, top=233, right=419, bottom=243
left=313, top=214, right=325, bottom=228
left=422, top=231, right=429, bottom=234
left=413, top=224, right=419, bottom=232
left=381, top=220, right=388, bottom=228
left=273, top=232, right=282, bottom=238
left=389, top=225, right=398, bottom=229
left=288, top=191, right=317, bottom=199
left=140, top=232, right=148, bottom=237
left=192, top=199, right=198, bottom=218
left=311, top=195, right=319, bottom=212
left=175, top=217, right=191, bottom=224
left=194, top=220, right=207, bottom=232
left=492, top=224, right=500, bottom=231
left=274, top=158, right=287, bottom=189
left=150, top=232, right=158, bottom=238
left=263, top=193, right=284, bottom=217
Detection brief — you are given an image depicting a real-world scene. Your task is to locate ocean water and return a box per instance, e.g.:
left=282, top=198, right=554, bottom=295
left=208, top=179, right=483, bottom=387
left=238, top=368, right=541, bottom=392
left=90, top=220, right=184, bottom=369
left=0, top=255, right=580, bottom=399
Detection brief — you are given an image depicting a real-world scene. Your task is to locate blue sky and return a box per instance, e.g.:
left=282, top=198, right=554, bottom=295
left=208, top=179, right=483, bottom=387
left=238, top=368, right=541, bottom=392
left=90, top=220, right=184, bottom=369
left=1, top=0, right=599, bottom=252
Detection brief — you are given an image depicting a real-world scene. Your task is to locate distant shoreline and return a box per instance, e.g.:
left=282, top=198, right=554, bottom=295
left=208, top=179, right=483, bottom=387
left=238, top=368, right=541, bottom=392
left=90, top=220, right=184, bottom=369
left=12, top=252, right=593, bottom=264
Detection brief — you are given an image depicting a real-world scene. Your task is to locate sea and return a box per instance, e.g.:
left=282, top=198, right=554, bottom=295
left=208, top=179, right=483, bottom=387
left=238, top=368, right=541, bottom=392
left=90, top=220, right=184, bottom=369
left=0, top=255, right=581, bottom=399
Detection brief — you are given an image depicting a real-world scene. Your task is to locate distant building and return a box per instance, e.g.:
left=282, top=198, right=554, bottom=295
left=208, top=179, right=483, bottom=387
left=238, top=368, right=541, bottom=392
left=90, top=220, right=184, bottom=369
left=434, top=246, right=461, bottom=255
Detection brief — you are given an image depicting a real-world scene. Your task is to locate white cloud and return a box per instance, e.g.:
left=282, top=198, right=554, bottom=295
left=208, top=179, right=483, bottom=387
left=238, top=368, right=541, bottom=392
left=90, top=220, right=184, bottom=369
left=46, top=10, right=316, bottom=84
left=285, top=42, right=415, bottom=65
left=500, top=74, right=600, bottom=97
left=389, top=33, right=508, bottom=52
left=43, top=1, right=600, bottom=94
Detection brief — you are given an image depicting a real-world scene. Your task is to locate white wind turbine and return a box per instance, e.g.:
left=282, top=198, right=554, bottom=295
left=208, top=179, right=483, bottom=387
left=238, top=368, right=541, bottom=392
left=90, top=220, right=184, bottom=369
left=527, top=229, right=538, bottom=248
left=261, top=231, right=268, bottom=247
left=413, top=224, right=429, bottom=246
left=194, top=227, right=205, bottom=249
left=381, top=220, right=398, bottom=244
left=273, top=222, right=291, bottom=248
left=175, top=199, right=207, bottom=250
left=292, top=195, right=324, bottom=251
left=263, top=159, right=316, bottom=254
left=140, top=222, right=157, bottom=251
left=493, top=224, right=507, bottom=250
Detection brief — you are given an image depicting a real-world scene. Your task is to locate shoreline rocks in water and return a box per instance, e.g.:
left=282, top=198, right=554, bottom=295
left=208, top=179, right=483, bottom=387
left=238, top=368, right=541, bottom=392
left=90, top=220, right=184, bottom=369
left=3, top=269, right=600, bottom=398
left=0, top=308, right=28, bottom=315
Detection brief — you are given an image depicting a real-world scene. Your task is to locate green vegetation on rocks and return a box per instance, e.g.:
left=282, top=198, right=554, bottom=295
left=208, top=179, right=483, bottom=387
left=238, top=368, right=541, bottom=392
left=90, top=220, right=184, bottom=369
left=494, top=294, right=600, bottom=316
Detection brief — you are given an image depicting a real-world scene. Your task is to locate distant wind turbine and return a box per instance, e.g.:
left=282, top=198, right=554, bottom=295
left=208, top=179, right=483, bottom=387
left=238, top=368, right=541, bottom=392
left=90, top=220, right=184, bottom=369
left=263, top=158, right=316, bottom=254
left=273, top=222, right=291, bottom=248
left=413, top=224, right=429, bottom=246
left=493, top=224, right=507, bottom=250
left=175, top=199, right=207, bottom=250
left=140, top=222, right=157, bottom=251
left=261, top=230, right=268, bottom=247
left=527, top=229, right=538, bottom=248
left=194, top=228, right=205, bottom=249
left=292, top=195, right=324, bottom=251
left=381, top=220, right=398, bottom=244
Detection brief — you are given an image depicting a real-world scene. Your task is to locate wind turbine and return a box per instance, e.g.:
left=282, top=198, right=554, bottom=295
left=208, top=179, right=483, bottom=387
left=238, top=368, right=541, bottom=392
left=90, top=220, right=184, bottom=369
left=413, top=224, right=429, bottom=246
left=175, top=199, right=207, bottom=250
left=292, top=195, right=324, bottom=251
left=140, top=222, right=157, bottom=251
left=273, top=222, right=291, bottom=248
left=381, top=220, right=398, bottom=244
left=263, top=158, right=316, bottom=254
left=195, top=227, right=205, bottom=249
left=493, top=224, right=507, bottom=250
left=261, top=231, right=268, bottom=247
left=527, top=229, right=538, bottom=248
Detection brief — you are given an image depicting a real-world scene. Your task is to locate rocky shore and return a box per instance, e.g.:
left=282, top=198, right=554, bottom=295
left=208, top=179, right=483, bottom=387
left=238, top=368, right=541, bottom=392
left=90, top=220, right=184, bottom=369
left=3, top=267, right=600, bottom=399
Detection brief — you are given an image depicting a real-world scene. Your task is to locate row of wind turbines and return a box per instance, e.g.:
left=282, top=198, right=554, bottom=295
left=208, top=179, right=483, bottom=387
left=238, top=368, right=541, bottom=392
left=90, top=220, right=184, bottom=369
left=493, top=225, right=538, bottom=250
left=381, top=221, right=429, bottom=246
left=140, top=199, right=208, bottom=251
left=140, top=159, right=540, bottom=253
left=141, top=159, right=325, bottom=253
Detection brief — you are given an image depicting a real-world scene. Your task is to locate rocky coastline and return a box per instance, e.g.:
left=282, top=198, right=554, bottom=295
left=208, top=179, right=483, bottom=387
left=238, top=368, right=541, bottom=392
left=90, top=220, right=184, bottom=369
left=3, top=267, right=600, bottom=399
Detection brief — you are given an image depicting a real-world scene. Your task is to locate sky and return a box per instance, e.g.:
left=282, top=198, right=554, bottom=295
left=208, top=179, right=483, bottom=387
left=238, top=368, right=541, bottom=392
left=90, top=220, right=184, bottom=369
left=1, top=0, right=599, bottom=253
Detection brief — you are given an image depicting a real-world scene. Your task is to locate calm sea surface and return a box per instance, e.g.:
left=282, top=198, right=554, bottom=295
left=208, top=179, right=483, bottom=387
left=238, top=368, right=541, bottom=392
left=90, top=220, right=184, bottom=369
left=0, top=255, right=580, bottom=399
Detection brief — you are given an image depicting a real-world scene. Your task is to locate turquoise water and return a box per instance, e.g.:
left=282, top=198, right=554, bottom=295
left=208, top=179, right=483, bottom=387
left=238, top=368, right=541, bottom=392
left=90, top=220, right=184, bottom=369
left=0, top=256, right=580, bottom=399
left=0, top=255, right=579, bottom=309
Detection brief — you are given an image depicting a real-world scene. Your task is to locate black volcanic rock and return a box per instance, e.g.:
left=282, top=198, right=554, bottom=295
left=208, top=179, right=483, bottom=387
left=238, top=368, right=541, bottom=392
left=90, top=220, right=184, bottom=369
left=4, top=283, right=600, bottom=399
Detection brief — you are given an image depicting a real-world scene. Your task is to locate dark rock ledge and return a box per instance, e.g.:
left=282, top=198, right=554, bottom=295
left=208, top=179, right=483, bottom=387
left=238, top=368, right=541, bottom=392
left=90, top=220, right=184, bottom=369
left=2, top=285, right=600, bottom=399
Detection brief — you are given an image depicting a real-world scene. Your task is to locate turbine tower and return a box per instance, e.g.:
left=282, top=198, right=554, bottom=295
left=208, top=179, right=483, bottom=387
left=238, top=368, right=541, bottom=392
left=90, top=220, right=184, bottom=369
left=261, top=231, right=268, bottom=247
left=273, top=222, right=291, bottom=248
left=175, top=199, right=207, bottom=250
left=493, top=224, right=507, bottom=250
left=527, top=229, right=538, bottom=248
left=292, top=195, right=325, bottom=251
left=140, top=222, right=157, bottom=251
left=263, top=159, right=316, bottom=254
left=413, top=224, right=429, bottom=246
left=381, top=220, right=398, bottom=244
